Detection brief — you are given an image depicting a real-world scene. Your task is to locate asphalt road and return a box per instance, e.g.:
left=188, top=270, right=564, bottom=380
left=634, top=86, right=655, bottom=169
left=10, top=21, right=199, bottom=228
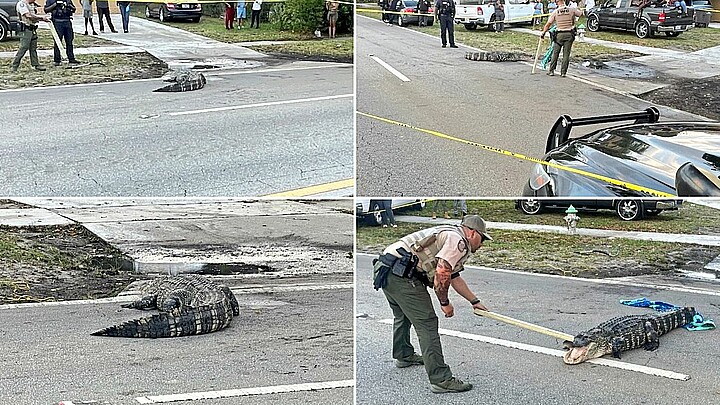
left=356, top=254, right=720, bottom=404
left=355, top=16, right=702, bottom=197
left=0, top=63, right=353, bottom=197
left=0, top=285, right=353, bottom=405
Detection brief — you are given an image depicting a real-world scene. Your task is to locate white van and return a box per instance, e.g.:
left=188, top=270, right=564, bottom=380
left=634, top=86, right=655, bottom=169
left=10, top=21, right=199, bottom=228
left=454, top=0, right=535, bottom=30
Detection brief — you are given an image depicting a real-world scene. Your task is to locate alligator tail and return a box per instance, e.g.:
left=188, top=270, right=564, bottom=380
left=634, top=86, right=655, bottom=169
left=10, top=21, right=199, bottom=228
left=92, top=302, right=233, bottom=338
left=653, top=307, right=696, bottom=336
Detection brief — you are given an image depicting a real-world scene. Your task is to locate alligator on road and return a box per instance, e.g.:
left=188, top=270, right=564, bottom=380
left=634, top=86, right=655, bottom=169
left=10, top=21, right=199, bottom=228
left=464, top=51, right=523, bottom=62
left=563, top=307, right=695, bottom=364
left=153, top=69, right=207, bottom=92
left=92, top=274, right=239, bottom=338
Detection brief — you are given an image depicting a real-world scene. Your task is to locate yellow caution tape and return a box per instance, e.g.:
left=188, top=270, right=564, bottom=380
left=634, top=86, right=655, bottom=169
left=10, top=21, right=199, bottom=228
left=356, top=111, right=677, bottom=198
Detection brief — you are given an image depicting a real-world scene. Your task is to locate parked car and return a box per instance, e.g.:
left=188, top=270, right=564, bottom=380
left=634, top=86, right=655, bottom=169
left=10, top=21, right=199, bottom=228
left=454, top=0, right=534, bottom=31
left=585, top=0, right=695, bottom=38
left=397, top=0, right=435, bottom=26
left=515, top=198, right=682, bottom=220
left=356, top=199, right=426, bottom=225
left=0, top=0, right=19, bottom=41
left=145, top=1, right=202, bottom=22
left=521, top=107, right=720, bottom=200
left=688, top=0, right=712, bottom=27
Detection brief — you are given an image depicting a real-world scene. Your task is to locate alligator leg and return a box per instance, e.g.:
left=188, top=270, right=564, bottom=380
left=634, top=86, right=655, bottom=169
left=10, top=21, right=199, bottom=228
left=611, top=336, right=625, bottom=359
left=643, top=320, right=660, bottom=351
left=160, top=294, right=186, bottom=312
left=121, top=294, right=158, bottom=310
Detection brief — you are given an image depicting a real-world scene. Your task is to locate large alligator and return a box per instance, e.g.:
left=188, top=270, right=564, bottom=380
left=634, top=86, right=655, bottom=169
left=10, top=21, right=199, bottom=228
left=563, top=307, right=695, bottom=364
left=153, top=69, right=207, bottom=92
left=92, top=274, right=239, bottom=338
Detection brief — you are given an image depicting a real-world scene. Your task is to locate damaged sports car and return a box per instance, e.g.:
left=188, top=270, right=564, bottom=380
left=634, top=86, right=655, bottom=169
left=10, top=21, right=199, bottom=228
left=522, top=107, right=720, bottom=198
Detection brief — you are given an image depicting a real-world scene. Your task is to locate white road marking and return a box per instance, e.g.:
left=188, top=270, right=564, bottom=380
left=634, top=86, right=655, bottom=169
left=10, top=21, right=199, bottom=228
left=369, top=56, right=411, bottom=82
left=133, top=379, right=355, bottom=403
left=377, top=319, right=690, bottom=381
left=356, top=254, right=720, bottom=297
left=0, top=283, right=352, bottom=310
left=167, top=94, right=354, bottom=116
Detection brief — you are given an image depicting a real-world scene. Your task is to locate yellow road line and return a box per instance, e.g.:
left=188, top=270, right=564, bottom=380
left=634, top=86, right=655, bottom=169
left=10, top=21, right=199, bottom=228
left=265, top=178, right=355, bottom=197
left=357, top=111, right=676, bottom=197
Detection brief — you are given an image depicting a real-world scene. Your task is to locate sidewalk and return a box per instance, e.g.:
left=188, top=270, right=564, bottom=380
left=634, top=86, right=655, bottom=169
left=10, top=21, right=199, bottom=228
left=0, top=198, right=353, bottom=275
left=394, top=214, right=720, bottom=278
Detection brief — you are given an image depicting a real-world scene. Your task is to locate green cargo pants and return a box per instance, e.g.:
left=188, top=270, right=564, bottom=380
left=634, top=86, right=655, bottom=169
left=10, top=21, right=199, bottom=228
left=548, top=30, right=574, bottom=76
left=11, top=28, right=40, bottom=70
left=382, top=271, right=453, bottom=385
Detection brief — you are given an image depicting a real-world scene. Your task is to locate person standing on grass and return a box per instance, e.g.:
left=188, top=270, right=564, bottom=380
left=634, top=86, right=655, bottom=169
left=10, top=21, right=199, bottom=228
left=224, top=2, right=235, bottom=30
left=95, top=0, right=116, bottom=32
left=44, top=0, right=79, bottom=66
left=236, top=0, right=246, bottom=28
left=81, top=0, right=97, bottom=35
left=326, top=0, right=339, bottom=38
left=11, top=0, right=49, bottom=72
left=250, top=0, right=262, bottom=28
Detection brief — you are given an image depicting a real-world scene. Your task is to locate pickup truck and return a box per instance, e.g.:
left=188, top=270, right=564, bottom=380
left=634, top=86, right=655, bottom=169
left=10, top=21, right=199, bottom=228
left=0, top=0, right=19, bottom=41
left=454, top=0, right=534, bottom=31
left=586, top=0, right=695, bottom=38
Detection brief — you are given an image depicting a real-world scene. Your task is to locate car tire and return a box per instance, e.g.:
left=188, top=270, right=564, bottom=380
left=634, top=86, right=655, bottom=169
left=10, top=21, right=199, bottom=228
left=191, top=17, right=201, bottom=23
left=145, top=5, right=151, bottom=18
left=0, top=18, right=9, bottom=42
left=665, top=31, right=680, bottom=37
left=398, top=15, right=405, bottom=26
left=519, top=199, right=543, bottom=215
left=635, top=20, right=651, bottom=38
left=488, top=16, right=496, bottom=31
left=464, top=23, right=477, bottom=30
left=160, top=7, right=168, bottom=22
left=615, top=200, right=643, bottom=221
left=586, top=14, right=600, bottom=32
left=365, top=201, right=383, bottom=226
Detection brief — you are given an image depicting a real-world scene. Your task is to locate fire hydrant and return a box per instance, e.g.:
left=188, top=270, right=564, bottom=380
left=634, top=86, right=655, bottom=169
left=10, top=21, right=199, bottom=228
left=577, top=24, right=586, bottom=41
left=564, top=205, right=580, bottom=234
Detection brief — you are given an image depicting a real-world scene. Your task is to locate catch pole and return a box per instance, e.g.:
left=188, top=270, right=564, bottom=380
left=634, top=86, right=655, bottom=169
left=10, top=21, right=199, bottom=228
left=47, top=20, right=66, bottom=56
left=474, top=309, right=574, bottom=341
left=532, top=35, right=543, bottom=74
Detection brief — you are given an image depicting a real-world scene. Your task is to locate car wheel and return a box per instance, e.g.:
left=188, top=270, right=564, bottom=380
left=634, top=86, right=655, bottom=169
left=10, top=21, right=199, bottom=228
left=665, top=31, right=680, bottom=37
left=635, top=20, right=651, bottom=38
left=365, top=201, right=383, bottom=226
left=191, top=17, right=201, bottom=23
left=398, top=15, right=405, bottom=26
left=160, top=7, right=167, bottom=22
left=615, top=200, right=642, bottom=221
left=519, top=199, right=543, bottom=215
left=645, top=209, right=662, bottom=216
left=586, top=14, right=600, bottom=32
left=464, top=23, right=477, bottom=30
left=0, top=18, right=9, bottom=42
left=488, top=16, right=496, bottom=31
left=145, top=5, right=150, bottom=18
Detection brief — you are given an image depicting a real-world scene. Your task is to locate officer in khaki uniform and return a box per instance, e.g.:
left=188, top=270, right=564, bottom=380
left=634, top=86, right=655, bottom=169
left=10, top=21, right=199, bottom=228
left=541, top=0, right=582, bottom=77
left=372, top=215, right=491, bottom=394
left=11, top=0, right=49, bottom=72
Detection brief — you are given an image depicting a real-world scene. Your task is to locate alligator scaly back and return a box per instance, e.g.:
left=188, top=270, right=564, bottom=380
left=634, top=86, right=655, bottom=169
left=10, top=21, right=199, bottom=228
left=563, top=307, right=695, bottom=364
left=92, top=275, right=239, bottom=338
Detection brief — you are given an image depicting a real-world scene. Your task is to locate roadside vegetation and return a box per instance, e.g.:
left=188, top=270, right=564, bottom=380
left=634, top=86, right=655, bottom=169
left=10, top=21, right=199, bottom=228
left=0, top=31, right=115, bottom=53
left=0, top=222, right=134, bottom=304
left=357, top=200, right=720, bottom=278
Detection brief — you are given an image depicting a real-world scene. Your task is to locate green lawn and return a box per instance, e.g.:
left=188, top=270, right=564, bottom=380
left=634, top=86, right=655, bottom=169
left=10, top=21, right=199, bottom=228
left=0, top=30, right=116, bottom=53
left=249, top=37, right=353, bottom=62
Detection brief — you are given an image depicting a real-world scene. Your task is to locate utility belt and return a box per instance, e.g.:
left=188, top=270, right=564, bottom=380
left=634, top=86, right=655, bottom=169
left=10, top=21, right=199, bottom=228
left=373, top=247, right=431, bottom=290
left=18, top=23, right=38, bottom=32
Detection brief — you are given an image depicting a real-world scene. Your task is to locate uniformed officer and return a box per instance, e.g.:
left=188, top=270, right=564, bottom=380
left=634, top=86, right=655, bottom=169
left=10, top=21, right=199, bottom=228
left=372, top=215, right=491, bottom=393
left=541, top=0, right=582, bottom=77
left=435, top=0, right=457, bottom=48
left=44, top=0, right=79, bottom=66
left=10, top=0, right=49, bottom=72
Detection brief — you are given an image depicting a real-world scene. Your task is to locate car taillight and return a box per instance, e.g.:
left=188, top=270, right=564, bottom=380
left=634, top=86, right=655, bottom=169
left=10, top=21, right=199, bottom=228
left=529, top=164, right=552, bottom=191
left=428, top=6, right=433, bottom=12
left=477, top=6, right=483, bottom=14
left=167, top=3, right=176, bottom=8
left=658, top=11, right=665, bottom=22
left=404, top=7, right=413, bottom=12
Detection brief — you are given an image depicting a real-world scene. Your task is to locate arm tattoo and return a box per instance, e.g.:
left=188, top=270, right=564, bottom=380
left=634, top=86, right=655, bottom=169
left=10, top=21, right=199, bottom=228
left=434, top=259, right=452, bottom=304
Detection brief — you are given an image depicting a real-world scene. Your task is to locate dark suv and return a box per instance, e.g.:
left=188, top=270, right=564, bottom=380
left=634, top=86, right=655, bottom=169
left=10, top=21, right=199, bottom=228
left=0, top=0, right=20, bottom=41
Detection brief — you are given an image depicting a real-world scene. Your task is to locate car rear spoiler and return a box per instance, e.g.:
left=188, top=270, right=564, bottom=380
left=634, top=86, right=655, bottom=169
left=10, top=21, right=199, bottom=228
left=545, top=107, right=661, bottom=153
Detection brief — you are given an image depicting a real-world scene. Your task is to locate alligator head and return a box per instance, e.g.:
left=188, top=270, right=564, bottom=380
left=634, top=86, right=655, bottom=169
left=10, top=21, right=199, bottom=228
left=562, top=329, right=611, bottom=364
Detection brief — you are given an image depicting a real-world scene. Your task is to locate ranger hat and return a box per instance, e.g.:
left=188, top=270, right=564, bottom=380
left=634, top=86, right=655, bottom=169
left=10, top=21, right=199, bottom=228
left=461, top=215, right=493, bottom=241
